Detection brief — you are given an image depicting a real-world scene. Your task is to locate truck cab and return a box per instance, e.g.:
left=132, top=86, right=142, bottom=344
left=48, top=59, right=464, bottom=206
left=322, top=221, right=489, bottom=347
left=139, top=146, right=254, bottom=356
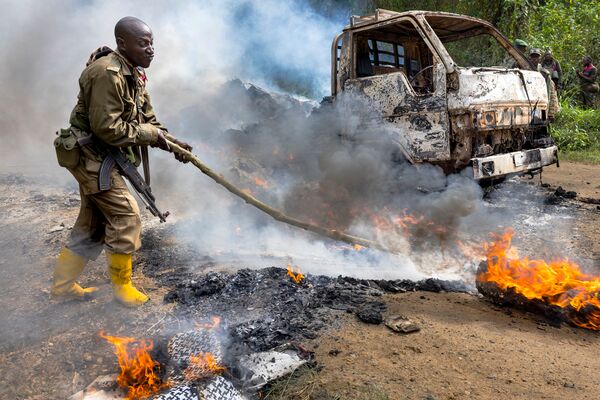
left=331, top=10, right=558, bottom=179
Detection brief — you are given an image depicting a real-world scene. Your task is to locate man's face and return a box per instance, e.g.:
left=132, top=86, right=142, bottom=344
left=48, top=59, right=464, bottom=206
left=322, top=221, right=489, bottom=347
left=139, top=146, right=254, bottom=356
left=530, top=54, right=541, bottom=64
left=517, top=45, right=527, bottom=54
left=543, top=54, right=552, bottom=63
left=118, top=25, right=154, bottom=68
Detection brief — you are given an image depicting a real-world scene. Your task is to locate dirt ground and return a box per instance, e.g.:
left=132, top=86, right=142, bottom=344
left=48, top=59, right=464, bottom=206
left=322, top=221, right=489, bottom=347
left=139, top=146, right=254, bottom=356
left=0, top=161, right=598, bottom=400
left=543, top=162, right=600, bottom=268
left=302, top=292, right=599, bottom=400
left=291, top=162, right=600, bottom=400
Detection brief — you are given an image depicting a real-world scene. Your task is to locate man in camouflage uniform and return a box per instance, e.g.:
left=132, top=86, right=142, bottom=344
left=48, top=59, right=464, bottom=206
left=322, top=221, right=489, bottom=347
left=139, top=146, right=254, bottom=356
left=504, top=39, right=528, bottom=68
left=528, top=48, right=542, bottom=68
left=51, top=17, right=191, bottom=307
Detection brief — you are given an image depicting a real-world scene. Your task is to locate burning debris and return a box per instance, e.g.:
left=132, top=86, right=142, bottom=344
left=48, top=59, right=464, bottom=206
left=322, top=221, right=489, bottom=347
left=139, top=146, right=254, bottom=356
left=80, top=324, right=313, bottom=400
left=286, top=264, right=304, bottom=284
left=98, top=331, right=165, bottom=399
left=183, top=353, right=226, bottom=381
left=84, top=264, right=470, bottom=399
left=476, top=229, right=600, bottom=330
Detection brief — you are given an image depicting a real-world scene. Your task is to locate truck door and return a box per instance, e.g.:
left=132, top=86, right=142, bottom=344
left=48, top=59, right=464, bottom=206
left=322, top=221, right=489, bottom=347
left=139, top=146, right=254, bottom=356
left=342, top=18, right=450, bottom=163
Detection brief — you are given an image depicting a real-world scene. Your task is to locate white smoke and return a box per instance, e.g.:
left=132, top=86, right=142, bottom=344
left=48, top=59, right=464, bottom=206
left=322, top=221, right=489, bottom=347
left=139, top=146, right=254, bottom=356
left=0, top=0, right=341, bottom=165
left=1, top=0, right=573, bottom=282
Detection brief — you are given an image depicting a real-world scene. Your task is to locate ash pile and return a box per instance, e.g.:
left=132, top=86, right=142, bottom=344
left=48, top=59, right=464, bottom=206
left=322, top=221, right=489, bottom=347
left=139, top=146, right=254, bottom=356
left=162, top=266, right=472, bottom=351
left=71, top=266, right=471, bottom=400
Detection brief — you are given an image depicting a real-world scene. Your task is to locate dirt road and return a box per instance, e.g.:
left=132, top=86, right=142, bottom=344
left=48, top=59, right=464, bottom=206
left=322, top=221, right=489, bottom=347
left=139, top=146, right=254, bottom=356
left=0, top=161, right=598, bottom=399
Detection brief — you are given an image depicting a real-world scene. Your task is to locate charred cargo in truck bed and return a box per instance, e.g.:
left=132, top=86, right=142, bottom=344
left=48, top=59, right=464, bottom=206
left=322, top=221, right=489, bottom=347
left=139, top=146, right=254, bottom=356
left=331, top=10, right=559, bottom=180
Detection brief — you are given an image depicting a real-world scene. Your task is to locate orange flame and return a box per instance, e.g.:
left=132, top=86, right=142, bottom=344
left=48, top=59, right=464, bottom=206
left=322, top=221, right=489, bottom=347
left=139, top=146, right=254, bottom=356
left=195, top=316, right=221, bottom=330
left=183, top=352, right=226, bottom=381
left=253, top=176, right=270, bottom=188
left=286, top=264, right=304, bottom=284
left=478, top=228, right=600, bottom=330
left=352, top=244, right=365, bottom=251
left=99, top=331, right=165, bottom=399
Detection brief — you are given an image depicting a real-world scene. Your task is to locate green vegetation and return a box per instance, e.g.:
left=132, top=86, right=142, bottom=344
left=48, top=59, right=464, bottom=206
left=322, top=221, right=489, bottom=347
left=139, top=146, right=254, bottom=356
left=551, top=99, right=600, bottom=150
left=551, top=99, right=600, bottom=164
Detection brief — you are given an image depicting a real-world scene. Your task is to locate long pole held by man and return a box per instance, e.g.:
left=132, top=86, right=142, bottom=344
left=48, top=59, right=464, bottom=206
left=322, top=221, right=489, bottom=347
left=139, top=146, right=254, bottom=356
left=51, top=17, right=191, bottom=307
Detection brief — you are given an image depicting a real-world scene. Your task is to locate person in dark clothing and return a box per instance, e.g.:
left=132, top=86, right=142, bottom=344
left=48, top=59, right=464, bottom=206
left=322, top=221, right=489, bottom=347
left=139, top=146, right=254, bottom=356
left=578, top=56, right=598, bottom=108
left=541, top=50, right=562, bottom=89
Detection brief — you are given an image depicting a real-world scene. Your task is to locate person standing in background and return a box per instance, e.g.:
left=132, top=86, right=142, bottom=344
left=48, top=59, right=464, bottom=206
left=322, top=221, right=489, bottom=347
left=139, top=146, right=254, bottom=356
left=578, top=56, right=598, bottom=108
left=541, top=50, right=562, bottom=90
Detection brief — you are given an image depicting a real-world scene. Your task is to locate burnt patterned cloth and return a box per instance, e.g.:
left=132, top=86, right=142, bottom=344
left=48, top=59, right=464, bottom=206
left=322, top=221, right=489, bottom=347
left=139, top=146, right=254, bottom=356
left=152, top=384, right=199, bottom=400
left=199, top=377, right=246, bottom=400
left=153, top=378, right=245, bottom=400
left=166, top=329, right=224, bottom=384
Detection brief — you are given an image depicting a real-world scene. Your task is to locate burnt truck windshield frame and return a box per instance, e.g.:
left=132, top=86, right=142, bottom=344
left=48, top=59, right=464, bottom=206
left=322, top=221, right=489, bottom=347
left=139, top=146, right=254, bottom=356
left=440, top=32, right=517, bottom=68
left=351, top=16, right=440, bottom=95
left=422, top=14, right=528, bottom=70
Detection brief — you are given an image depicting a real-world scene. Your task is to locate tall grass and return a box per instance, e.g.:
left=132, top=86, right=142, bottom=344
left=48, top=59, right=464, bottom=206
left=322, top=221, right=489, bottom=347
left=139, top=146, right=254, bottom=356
left=551, top=97, right=600, bottom=163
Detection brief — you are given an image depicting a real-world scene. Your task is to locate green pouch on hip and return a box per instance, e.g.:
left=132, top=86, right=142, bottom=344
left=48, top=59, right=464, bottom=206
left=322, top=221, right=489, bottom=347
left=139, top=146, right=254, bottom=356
left=54, top=128, right=81, bottom=168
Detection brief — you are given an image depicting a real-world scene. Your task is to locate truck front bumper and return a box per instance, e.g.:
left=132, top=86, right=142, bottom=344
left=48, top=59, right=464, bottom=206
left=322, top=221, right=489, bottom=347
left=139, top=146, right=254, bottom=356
left=471, top=146, right=558, bottom=180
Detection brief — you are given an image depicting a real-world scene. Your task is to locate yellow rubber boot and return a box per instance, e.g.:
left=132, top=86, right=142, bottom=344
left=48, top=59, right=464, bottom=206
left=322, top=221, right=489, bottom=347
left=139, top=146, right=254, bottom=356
left=51, top=247, right=97, bottom=300
left=106, top=252, right=149, bottom=307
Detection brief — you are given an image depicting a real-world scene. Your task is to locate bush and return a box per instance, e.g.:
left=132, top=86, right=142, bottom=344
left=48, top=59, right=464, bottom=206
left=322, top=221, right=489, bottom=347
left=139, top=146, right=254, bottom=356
left=551, top=99, right=600, bottom=151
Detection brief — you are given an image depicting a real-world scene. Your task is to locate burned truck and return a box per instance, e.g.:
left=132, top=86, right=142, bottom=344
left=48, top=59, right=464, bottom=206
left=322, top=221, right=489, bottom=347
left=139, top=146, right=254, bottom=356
left=331, top=10, right=558, bottom=179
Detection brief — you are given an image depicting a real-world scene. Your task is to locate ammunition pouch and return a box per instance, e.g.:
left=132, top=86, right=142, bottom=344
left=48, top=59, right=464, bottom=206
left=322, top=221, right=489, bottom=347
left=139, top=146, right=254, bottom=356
left=54, top=128, right=81, bottom=168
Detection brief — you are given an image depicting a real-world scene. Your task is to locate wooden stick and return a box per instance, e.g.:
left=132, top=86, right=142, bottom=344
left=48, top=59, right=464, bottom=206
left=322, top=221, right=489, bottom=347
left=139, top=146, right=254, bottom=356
left=165, top=138, right=395, bottom=253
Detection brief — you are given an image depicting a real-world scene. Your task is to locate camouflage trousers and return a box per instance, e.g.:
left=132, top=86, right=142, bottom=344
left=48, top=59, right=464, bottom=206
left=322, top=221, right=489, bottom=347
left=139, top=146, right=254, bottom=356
left=66, top=155, right=142, bottom=259
left=581, top=90, right=598, bottom=109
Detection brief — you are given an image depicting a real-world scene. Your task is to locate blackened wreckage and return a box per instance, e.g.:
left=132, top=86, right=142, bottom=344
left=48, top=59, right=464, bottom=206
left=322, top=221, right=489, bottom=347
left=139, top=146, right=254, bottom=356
left=331, top=10, right=559, bottom=180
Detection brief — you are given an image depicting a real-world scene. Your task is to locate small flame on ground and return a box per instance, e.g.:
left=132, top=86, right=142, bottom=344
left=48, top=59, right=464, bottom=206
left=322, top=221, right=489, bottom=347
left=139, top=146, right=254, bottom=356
left=183, top=352, right=226, bottom=381
left=478, top=228, right=600, bottom=330
left=195, top=316, right=221, bottom=330
left=352, top=244, right=365, bottom=251
left=287, top=264, right=304, bottom=284
left=99, top=331, right=165, bottom=399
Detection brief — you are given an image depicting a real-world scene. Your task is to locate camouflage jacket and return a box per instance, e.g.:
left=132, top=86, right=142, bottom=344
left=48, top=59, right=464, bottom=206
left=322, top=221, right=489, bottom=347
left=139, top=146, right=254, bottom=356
left=69, top=51, right=167, bottom=165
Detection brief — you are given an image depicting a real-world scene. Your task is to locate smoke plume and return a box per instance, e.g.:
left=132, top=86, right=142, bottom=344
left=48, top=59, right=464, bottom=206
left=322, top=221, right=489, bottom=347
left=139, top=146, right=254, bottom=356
left=0, top=0, right=575, bottom=281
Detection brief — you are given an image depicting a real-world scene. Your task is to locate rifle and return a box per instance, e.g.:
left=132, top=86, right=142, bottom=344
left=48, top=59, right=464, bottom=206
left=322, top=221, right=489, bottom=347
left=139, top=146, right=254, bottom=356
left=81, top=135, right=169, bottom=222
